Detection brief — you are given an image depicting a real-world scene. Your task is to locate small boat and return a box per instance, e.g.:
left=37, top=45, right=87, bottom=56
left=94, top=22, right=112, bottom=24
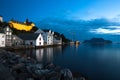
left=75, top=41, right=80, bottom=44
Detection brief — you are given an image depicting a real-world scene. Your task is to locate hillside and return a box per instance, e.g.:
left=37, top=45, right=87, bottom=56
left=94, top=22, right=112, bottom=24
left=83, top=38, right=112, bottom=44
left=0, top=21, right=70, bottom=43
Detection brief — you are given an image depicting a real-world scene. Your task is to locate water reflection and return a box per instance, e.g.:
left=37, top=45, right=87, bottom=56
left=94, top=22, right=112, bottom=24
left=36, top=49, right=44, bottom=62
left=35, top=46, right=62, bottom=63
left=75, top=43, right=79, bottom=48
left=46, top=47, right=53, bottom=63
left=15, top=46, right=63, bottom=64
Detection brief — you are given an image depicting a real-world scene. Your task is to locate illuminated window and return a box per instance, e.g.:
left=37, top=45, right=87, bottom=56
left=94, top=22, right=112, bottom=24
left=9, top=32, right=12, bottom=35
left=7, top=28, right=9, bottom=31
left=6, top=32, right=9, bottom=35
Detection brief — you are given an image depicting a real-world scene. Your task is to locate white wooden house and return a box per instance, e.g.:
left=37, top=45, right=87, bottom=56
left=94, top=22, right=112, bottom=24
left=35, top=29, right=54, bottom=45
left=53, top=36, right=62, bottom=45
left=35, top=29, right=47, bottom=45
left=35, top=29, right=62, bottom=45
left=18, top=33, right=44, bottom=46
left=47, top=30, right=54, bottom=45
left=4, top=26, right=12, bottom=46
left=0, top=33, right=5, bottom=47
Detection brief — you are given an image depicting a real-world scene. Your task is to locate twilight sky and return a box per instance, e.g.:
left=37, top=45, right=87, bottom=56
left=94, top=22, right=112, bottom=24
left=1, top=0, right=120, bottom=22
left=1, top=0, right=120, bottom=41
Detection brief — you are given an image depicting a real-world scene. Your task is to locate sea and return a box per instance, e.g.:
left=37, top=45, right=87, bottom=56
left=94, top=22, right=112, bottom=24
left=14, top=43, right=120, bottom=80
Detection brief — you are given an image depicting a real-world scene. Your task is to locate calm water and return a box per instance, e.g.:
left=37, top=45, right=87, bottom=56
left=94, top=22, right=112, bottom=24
left=15, top=44, right=120, bottom=80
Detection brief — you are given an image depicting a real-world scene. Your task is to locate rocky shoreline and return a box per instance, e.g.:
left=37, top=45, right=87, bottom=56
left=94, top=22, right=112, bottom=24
left=0, top=49, right=86, bottom=80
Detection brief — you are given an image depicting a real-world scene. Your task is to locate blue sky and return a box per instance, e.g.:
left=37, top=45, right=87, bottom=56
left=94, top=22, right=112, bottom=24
left=1, top=0, right=120, bottom=41
left=1, top=0, right=120, bottom=21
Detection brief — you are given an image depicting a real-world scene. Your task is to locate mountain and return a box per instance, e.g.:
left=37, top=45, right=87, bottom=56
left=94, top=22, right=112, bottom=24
left=83, top=38, right=112, bottom=44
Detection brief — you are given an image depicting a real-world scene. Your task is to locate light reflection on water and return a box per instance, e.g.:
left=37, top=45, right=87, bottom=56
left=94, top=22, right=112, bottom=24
left=15, top=44, right=120, bottom=80
left=36, top=49, right=44, bottom=62
left=35, top=47, right=54, bottom=63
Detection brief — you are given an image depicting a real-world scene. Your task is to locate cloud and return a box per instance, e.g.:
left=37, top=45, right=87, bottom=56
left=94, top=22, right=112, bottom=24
left=108, top=26, right=120, bottom=29
left=90, top=26, right=120, bottom=35
left=36, top=18, right=120, bottom=36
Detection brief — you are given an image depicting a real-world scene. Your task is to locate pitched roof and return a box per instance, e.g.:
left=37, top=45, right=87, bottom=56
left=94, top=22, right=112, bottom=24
left=35, top=29, right=45, bottom=34
left=4, top=26, right=12, bottom=32
left=12, top=35, right=23, bottom=41
left=18, top=33, right=40, bottom=40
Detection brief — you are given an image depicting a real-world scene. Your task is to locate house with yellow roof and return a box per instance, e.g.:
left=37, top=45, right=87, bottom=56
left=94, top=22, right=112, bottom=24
left=9, top=19, right=35, bottom=31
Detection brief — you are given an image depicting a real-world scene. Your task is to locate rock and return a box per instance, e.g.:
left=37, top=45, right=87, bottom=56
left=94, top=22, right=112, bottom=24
left=12, top=63, right=25, bottom=70
left=34, top=69, right=49, bottom=76
left=0, top=49, right=86, bottom=80
left=47, top=71, right=61, bottom=80
left=44, top=63, right=56, bottom=69
left=72, top=72, right=87, bottom=80
left=26, top=78, right=34, bottom=80
left=15, top=73, right=32, bottom=80
left=35, top=64, right=43, bottom=69
left=0, top=63, right=15, bottom=80
left=61, top=69, right=73, bottom=80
